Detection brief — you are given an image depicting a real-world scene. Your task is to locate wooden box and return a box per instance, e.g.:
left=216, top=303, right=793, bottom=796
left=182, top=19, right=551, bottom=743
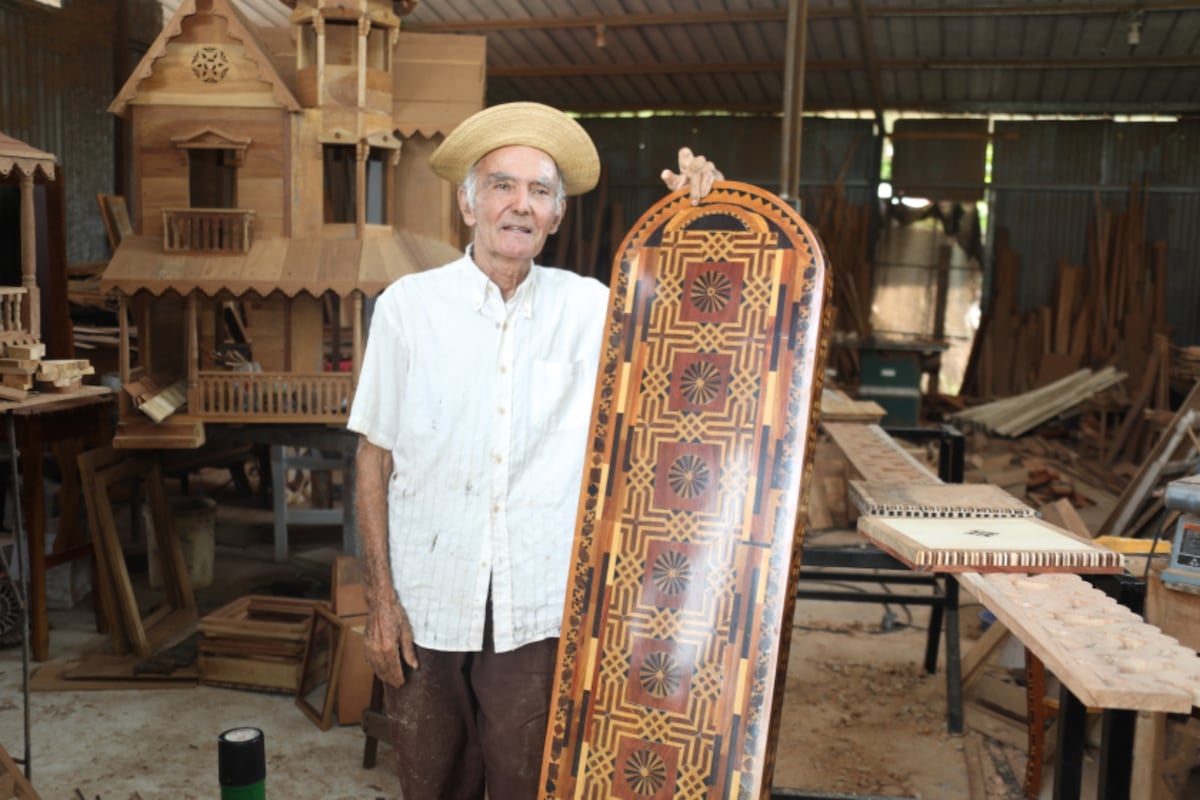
left=197, top=595, right=324, bottom=693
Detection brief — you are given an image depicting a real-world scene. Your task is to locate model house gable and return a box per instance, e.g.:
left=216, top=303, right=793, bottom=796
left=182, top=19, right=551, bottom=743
left=110, top=0, right=300, bottom=116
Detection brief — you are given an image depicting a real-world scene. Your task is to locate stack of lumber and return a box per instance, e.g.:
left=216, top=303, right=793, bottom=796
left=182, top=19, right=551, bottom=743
left=198, top=595, right=324, bottom=693
left=815, top=179, right=873, bottom=343
left=36, top=358, right=94, bottom=391
left=951, top=367, right=1126, bottom=437
left=962, top=187, right=1171, bottom=411
left=0, top=342, right=95, bottom=401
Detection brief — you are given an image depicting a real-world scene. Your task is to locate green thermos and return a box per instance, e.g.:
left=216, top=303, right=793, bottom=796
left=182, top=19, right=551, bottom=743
left=218, top=727, right=266, bottom=799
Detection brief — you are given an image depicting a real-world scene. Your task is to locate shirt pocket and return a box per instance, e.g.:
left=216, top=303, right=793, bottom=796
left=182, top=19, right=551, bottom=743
left=531, top=359, right=592, bottom=432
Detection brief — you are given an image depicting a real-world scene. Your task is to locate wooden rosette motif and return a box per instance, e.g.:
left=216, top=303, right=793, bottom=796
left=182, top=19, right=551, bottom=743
left=541, top=182, right=832, bottom=799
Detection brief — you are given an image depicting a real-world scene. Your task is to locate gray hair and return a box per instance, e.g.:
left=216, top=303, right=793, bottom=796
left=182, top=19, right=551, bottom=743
left=462, top=156, right=567, bottom=214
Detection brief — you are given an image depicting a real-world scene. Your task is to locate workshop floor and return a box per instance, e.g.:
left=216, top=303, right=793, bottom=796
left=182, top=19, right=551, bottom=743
left=0, top=489, right=1094, bottom=799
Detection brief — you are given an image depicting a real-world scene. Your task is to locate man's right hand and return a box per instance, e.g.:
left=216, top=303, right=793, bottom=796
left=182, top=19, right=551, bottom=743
left=364, top=597, right=419, bottom=687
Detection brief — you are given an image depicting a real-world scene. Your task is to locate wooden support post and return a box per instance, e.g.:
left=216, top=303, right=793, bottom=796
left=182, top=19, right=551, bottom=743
left=19, top=173, right=39, bottom=339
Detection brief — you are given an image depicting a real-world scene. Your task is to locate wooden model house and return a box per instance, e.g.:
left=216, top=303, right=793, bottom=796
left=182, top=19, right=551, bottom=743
left=0, top=132, right=53, bottom=355
left=101, top=0, right=484, bottom=447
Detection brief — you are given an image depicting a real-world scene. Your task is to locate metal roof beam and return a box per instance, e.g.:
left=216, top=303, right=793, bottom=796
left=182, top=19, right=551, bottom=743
left=402, top=2, right=1196, bottom=32
left=548, top=100, right=1193, bottom=115
left=850, top=0, right=886, bottom=127
left=489, top=56, right=1200, bottom=78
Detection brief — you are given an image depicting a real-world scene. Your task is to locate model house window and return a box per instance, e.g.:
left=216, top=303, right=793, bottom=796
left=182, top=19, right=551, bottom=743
left=367, top=26, right=389, bottom=71
left=298, top=24, right=316, bottom=69
left=189, top=148, right=237, bottom=208
left=365, top=148, right=387, bottom=224
left=323, top=145, right=356, bottom=224
left=325, top=21, right=356, bottom=67
left=323, top=145, right=390, bottom=225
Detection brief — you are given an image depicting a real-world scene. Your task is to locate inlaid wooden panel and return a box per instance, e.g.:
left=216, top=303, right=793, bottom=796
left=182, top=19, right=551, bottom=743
left=857, top=515, right=1124, bottom=574
left=541, top=183, right=831, bottom=800
left=848, top=481, right=1036, bottom=519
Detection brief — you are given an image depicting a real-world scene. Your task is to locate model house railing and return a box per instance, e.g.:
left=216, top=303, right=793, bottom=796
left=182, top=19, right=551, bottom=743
left=162, top=208, right=255, bottom=253
left=0, top=287, right=25, bottom=333
left=190, top=371, right=353, bottom=422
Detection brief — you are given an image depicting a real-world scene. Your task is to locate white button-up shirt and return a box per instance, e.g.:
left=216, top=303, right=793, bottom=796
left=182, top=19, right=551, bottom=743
left=347, top=252, right=608, bottom=652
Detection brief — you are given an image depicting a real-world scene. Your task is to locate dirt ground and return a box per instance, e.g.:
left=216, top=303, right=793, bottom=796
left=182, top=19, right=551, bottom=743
left=773, top=566, right=997, bottom=799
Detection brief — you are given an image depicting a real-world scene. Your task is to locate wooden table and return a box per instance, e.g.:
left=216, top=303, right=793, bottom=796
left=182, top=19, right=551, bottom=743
left=2, top=386, right=114, bottom=661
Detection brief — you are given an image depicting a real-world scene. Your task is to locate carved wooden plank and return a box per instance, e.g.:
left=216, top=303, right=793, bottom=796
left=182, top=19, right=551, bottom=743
left=958, top=572, right=1200, bottom=712
left=857, top=515, right=1124, bottom=574
left=541, top=183, right=831, bottom=800
left=822, top=421, right=938, bottom=483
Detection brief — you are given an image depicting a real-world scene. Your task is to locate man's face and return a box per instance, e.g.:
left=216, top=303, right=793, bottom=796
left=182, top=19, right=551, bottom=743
left=459, top=145, right=564, bottom=268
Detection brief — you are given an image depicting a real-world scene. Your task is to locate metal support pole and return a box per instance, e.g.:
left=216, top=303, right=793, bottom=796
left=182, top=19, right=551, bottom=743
left=778, top=0, right=808, bottom=207
left=5, top=411, right=31, bottom=779
left=1097, top=709, right=1135, bottom=800
left=1053, top=687, right=1087, bottom=800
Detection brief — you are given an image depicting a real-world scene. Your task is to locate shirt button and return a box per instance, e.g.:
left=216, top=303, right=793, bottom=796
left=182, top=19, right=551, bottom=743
left=498, top=407, right=506, bottom=415
left=494, top=454, right=503, bottom=464
left=499, top=365, right=507, bottom=374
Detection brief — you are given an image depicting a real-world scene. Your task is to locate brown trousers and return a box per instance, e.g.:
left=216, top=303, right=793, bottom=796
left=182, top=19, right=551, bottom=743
left=383, top=626, right=558, bottom=800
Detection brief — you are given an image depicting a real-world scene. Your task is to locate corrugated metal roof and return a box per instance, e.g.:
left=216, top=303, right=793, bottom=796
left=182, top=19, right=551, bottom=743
left=166, top=1, right=1200, bottom=115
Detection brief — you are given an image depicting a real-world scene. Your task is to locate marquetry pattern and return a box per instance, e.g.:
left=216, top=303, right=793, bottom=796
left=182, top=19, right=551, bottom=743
left=847, top=481, right=1037, bottom=519
left=542, top=183, right=831, bottom=799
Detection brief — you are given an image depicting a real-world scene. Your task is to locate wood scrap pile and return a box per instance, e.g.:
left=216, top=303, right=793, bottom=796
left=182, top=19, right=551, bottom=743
left=815, top=180, right=873, bottom=343
left=0, top=342, right=96, bottom=401
left=961, top=187, right=1172, bottom=411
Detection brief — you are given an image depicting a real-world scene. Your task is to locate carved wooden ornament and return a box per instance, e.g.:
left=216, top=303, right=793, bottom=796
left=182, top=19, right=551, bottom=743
left=541, top=182, right=831, bottom=799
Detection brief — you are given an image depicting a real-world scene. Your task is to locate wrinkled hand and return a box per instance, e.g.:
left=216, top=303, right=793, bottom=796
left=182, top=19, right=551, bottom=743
left=364, top=597, right=418, bottom=688
left=661, top=147, right=724, bottom=205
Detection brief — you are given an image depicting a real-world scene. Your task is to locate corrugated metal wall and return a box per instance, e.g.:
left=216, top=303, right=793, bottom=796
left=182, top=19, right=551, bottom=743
left=574, top=114, right=875, bottom=279
left=991, top=118, right=1200, bottom=346
left=580, top=114, right=876, bottom=215
left=0, top=0, right=159, bottom=265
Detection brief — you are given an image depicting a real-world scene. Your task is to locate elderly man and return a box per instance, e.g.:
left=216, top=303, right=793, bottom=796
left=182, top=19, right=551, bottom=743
left=348, top=102, right=721, bottom=799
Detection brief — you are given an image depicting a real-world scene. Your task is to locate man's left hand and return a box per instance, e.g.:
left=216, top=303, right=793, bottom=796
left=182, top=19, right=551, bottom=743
left=661, top=147, right=724, bottom=205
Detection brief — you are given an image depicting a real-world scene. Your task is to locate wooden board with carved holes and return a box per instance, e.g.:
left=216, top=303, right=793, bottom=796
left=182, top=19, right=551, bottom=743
left=540, top=183, right=831, bottom=800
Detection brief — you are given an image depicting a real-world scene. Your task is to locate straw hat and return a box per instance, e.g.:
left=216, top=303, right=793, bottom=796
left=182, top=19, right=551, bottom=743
left=429, top=102, right=600, bottom=196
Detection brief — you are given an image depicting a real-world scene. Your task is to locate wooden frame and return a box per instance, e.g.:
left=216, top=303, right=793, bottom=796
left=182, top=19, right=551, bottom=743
left=198, top=595, right=323, bottom=693
left=0, top=742, right=40, bottom=800
left=78, top=446, right=197, bottom=657
left=295, top=604, right=347, bottom=731
left=95, top=193, right=132, bottom=253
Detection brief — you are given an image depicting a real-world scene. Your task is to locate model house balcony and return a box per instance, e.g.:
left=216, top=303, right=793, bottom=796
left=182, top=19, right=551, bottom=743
left=162, top=208, right=256, bottom=253
left=190, top=371, right=354, bottom=423
left=0, top=287, right=26, bottom=334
